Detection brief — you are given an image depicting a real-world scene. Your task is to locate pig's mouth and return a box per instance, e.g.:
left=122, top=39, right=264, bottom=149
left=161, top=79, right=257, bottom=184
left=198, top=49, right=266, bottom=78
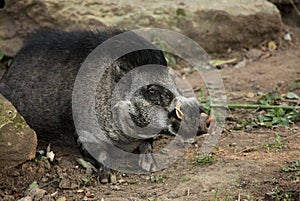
left=166, top=99, right=216, bottom=137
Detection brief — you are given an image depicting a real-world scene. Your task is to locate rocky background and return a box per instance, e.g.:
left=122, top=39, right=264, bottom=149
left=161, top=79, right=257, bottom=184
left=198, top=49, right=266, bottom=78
left=0, top=0, right=284, bottom=56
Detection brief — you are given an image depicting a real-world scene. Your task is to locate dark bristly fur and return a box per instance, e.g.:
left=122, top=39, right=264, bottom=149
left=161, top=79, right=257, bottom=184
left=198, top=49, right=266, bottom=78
left=0, top=28, right=208, bottom=182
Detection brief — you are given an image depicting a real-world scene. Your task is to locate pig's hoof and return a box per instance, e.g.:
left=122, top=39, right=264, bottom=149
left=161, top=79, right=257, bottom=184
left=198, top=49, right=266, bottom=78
left=138, top=153, right=158, bottom=172
left=98, top=166, right=113, bottom=184
left=138, top=141, right=158, bottom=172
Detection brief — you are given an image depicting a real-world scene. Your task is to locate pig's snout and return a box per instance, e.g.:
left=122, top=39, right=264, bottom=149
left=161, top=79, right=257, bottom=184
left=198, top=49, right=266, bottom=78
left=198, top=113, right=216, bottom=135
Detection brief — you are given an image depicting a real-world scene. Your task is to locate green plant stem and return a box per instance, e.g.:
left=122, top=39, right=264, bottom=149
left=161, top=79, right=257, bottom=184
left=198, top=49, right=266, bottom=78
left=210, top=103, right=299, bottom=110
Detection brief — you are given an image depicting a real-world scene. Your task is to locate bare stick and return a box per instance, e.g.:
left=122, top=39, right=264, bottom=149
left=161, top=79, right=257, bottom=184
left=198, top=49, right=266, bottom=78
left=289, top=0, right=300, bottom=16
left=211, top=103, right=300, bottom=110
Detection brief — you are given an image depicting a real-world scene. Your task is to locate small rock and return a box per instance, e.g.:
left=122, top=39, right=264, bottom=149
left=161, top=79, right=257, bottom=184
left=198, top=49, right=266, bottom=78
left=44, top=161, right=51, bottom=171
left=110, top=185, right=121, bottom=191
left=246, top=92, right=255, bottom=98
left=246, top=49, right=263, bottom=60
left=27, top=188, right=47, bottom=200
left=283, top=33, right=292, bottom=41
left=70, top=182, right=78, bottom=189
left=41, top=177, right=49, bottom=183
left=85, top=167, right=93, bottom=175
left=8, top=169, right=20, bottom=177
left=229, top=142, right=237, bottom=147
left=56, top=196, right=67, bottom=201
left=118, top=179, right=126, bottom=183
left=17, top=196, right=32, bottom=201
left=234, top=59, right=247, bottom=69
left=110, top=174, right=117, bottom=184
left=50, top=191, right=58, bottom=197
left=2, top=195, right=15, bottom=201
left=59, top=179, right=71, bottom=189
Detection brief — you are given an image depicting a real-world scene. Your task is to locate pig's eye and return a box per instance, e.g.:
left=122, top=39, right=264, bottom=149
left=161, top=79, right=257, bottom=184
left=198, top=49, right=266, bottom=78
left=148, top=86, right=159, bottom=95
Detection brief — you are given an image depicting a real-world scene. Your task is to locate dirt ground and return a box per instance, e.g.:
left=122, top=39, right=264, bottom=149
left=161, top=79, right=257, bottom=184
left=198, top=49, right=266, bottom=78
left=0, top=26, right=300, bottom=201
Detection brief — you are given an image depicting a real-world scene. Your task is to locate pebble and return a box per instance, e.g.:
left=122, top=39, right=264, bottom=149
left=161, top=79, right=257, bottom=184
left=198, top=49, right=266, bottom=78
left=17, top=196, right=32, bottom=201
left=2, top=195, right=15, bottom=201
left=8, top=169, right=20, bottom=177
left=41, top=177, right=49, bottom=183
left=27, top=188, right=47, bottom=200
left=56, top=196, right=67, bottom=201
left=110, top=174, right=117, bottom=184
left=59, top=179, right=78, bottom=189
left=110, top=185, right=121, bottom=191
left=229, top=142, right=237, bottom=147
left=283, top=33, right=292, bottom=41
left=234, top=59, right=247, bottom=69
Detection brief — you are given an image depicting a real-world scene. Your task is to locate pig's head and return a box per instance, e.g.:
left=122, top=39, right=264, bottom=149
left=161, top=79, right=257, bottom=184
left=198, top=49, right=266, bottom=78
left=113, top=84, right=215, bottom=141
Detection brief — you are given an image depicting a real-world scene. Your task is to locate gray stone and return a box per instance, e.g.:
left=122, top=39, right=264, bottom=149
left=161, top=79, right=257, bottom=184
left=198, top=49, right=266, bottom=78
left=0, top=0, right=282, bottom=56
left=0, top=93, right=37, bottom=169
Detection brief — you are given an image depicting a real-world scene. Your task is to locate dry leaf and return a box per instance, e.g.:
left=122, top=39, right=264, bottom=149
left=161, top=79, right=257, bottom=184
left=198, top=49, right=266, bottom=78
left=47, top=151, right=55, bottom=162
left=209, top=58, right=237, bottom=67
left=246, top=92, right=255, bottom=98
left=85, top=193, right=95, bottom=198
left=57, top=197, right=67, bottom=201
left=268, top=41, right=277, bottom=51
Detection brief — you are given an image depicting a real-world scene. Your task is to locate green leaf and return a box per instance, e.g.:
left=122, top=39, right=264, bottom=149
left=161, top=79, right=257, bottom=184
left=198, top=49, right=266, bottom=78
left=271, top=117, right=280, bottom=125
left=76, top=158, right=97, bottom=172
left=0, top=52, right=4, bottom=61
left=196, top=156, right=215, bottom=164
left=265, top=112, right=275, bottom=117
left=274, top=108, right=285, bottom=117
left=257, top=91, right=264, bottom=96
left=7, top=59, right=13, bottom=67
left=209, top=58, right=237, bottom=67
left=257, top=115, right=265, bottom=122
left=81, top=177, right=90, bottom=184
left=279, top=118, right=289, bottom=126
left=286, top=92, right=299, bottom=99
left=28, top=181, right=39, bottom=190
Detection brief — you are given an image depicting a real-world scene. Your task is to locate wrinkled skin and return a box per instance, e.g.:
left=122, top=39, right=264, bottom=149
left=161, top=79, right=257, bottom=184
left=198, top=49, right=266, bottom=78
left=0, top=28, right=215, bottom=183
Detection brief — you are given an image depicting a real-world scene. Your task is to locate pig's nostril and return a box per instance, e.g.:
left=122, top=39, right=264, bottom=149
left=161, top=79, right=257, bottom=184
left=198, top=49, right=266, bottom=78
left=206, top=115, right=216, bottom=132
left=206, top=121, right=210, bottom=128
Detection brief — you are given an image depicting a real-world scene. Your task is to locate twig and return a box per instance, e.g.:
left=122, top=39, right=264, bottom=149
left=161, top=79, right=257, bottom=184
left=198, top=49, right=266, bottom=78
left=282, top=133, right=300, bottom=141
left=289, top=0, right=300, bottom=16
left=211, top=103, right=300, bottom=110
left=280, top=99, right=300, bottom=105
